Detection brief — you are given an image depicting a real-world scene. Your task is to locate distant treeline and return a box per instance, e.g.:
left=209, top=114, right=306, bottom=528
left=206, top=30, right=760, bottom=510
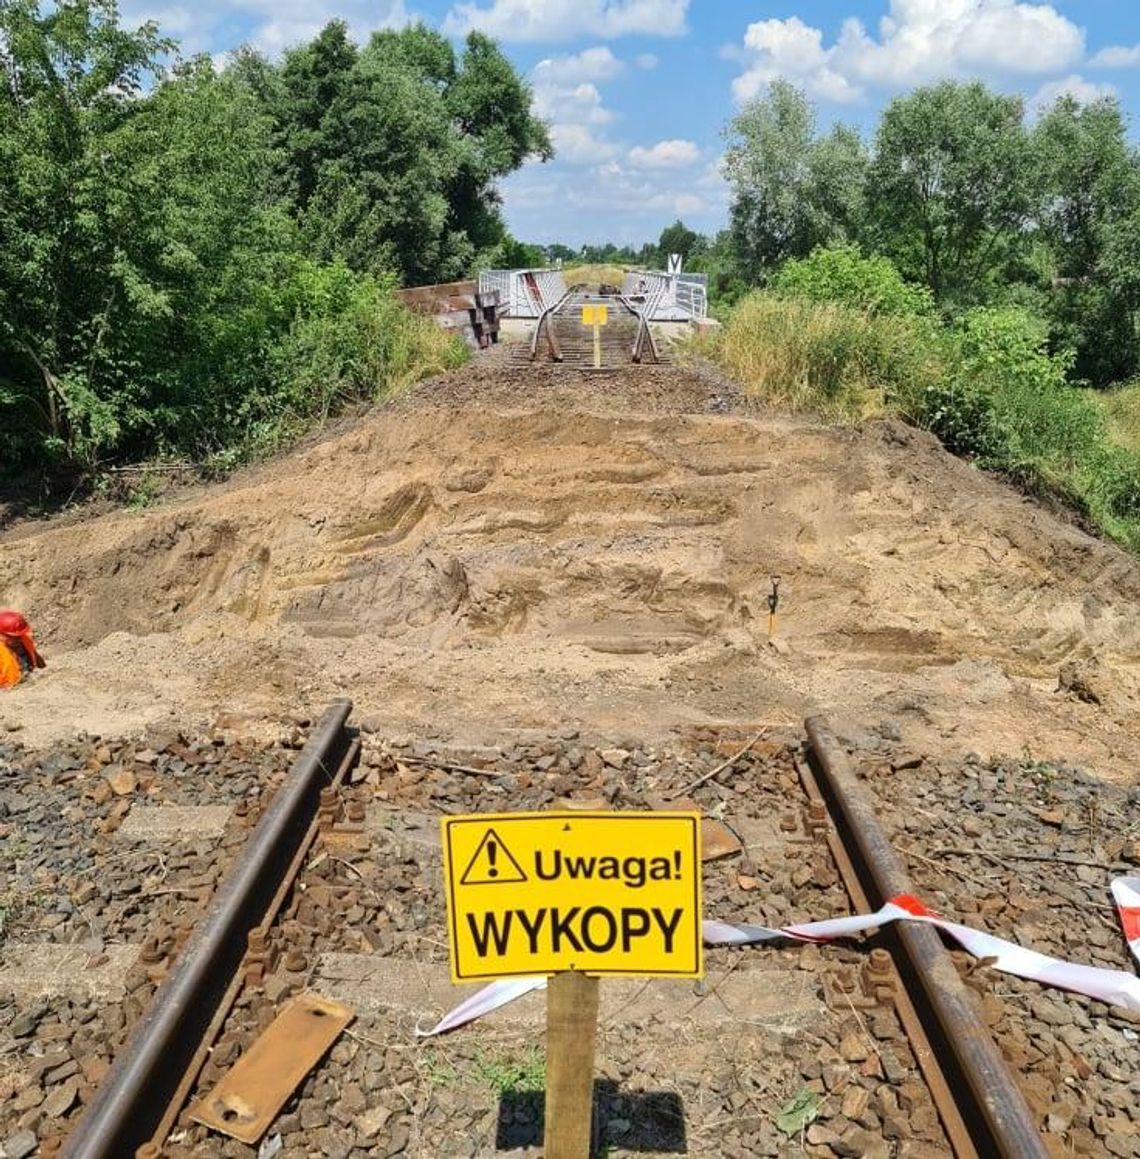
left=0, top=1, right=548, bottom=479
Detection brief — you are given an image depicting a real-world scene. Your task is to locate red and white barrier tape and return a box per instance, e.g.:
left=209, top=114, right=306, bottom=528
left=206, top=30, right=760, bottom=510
left=417, top=876, right=1140, bottom=1037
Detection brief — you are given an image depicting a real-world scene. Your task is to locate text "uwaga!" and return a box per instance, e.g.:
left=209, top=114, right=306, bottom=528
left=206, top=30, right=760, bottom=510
left=466, top=847, right=687, bottom=959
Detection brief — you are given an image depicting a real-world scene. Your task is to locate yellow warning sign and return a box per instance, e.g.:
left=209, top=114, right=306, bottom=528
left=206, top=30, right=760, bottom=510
left=442, top=811, right=702, bottom=982
left=581, top=304, right=608, bottom=326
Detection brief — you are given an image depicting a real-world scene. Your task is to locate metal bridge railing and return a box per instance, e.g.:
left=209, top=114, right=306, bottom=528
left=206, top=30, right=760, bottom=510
left=478, top=268, right=568, bottom=318
left=621, top=269, right=707, bottom=321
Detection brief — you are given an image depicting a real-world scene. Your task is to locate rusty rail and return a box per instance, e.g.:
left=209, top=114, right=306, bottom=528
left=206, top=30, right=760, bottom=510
left=61, top=700, right=358, bottom=1159
left=529, top=289, right=570, bottom=362
left=621, top=294, right=660, bottom=365
left=804, top=716, right=1048, bottom=1159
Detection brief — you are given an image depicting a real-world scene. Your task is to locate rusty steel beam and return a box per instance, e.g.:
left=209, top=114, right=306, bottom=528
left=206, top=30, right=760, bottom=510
left=804, top=717, right=1048, bottom=1159
left=62, top=700, right=356, bottom=1159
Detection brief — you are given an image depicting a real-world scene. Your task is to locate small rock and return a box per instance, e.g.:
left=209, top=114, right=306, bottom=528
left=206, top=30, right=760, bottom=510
left=105, top=768, right=137, bottom=796
left=1, top=1129, right=38, bottom=1159
left=42, top=1078, right=79, bottom=1118
left=599, top=749, right=629, bottom=769
left=43, top=1059, right=79, bottom=1085
left=385, top=1121, right=411, bottom=1155
left=357, top=1104, right=393, bottom=1138
left=891, top=754, right=924, bottom=771
left=12, top=1085, right=43, bottom=1112
left=9, top=1009, right=43, bottom=1038
left=839, top=1033, right=870, bottom=1063
left=841, top=1085, right=871, bottom=1121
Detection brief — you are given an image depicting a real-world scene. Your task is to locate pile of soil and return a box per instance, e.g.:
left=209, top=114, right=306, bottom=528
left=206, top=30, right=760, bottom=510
left=2, top=356, right=1139, bottom=784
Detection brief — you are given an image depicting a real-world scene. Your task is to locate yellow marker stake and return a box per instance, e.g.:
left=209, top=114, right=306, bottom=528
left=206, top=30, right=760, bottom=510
left=581, top=304, right=608, bottom=369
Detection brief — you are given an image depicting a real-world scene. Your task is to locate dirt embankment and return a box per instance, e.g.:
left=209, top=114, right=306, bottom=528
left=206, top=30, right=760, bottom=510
left=3, top=359, right=1139, bottom=780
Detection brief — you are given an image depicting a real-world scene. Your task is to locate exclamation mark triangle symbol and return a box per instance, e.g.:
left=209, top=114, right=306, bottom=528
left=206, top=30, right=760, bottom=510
left=460, top=828, right=528, bottom=885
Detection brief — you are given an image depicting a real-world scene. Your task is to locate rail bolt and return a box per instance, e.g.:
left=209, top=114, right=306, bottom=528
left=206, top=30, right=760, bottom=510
left=284, top=948, right=308, bottom=973
left=318, top=786, right=340, bottom=832
left=863, top=946, right=896, bottom=1002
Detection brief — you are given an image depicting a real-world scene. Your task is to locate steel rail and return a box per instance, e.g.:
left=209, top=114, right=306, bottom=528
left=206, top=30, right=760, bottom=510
left=804, top=716, right=1048, bottom=1159
left=529, top=289, right=571, bottom=362
left=795, top=752, right=978, bottom=1158
left=61, top=699, right=357, bottom=1159
left=620, top=294, right=661, bottom=365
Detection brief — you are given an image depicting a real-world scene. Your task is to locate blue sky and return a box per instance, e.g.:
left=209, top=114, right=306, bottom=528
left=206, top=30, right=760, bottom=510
left=128, top=1, right=1140, bottom=246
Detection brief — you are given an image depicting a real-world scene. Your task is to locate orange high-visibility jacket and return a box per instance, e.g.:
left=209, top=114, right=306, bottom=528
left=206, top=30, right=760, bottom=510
left=0, top=633, right=42, bottom=688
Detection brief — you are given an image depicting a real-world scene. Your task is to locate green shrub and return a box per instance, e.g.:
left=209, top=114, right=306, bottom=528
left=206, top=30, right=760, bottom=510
left=918, top=378, right=1004, bottom=458
left=773, top=245, right=935, bottom=317
left=268, top=260, right=467, bottom=421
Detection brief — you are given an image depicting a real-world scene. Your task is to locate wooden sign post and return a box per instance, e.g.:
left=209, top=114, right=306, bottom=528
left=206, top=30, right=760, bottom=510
left=441, top=810, right=702, bottom=1159
left=545, top=971, right=600, bottom=1159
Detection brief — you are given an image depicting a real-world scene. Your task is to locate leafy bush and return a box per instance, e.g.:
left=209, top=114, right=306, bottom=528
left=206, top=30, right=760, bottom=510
left=918, top=379, right=1004, bottom=458
left=268, top=261, right=467, bottom=419
left=199, top=261, right=468, bottom=469
left=773, top=245, right=935, bottom=317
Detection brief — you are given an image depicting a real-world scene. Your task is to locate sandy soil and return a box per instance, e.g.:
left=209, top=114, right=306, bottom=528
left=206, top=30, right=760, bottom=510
left=3, top=356, right=1140, bottom=781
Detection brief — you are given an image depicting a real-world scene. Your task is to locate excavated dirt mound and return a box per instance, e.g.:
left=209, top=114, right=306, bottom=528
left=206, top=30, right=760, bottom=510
left=3, top=357, right=1140, bottom=781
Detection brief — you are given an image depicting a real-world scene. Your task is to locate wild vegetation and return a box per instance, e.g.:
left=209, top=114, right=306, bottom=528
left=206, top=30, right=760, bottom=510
left=673, top=79, right=1140, bottom=553
left=0, top=1, right=546, bottom=487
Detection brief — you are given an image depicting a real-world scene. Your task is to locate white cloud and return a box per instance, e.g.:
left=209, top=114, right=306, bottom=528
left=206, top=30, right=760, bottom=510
left=635, top=53, right=658, bottom=70
left=443, top=0, right=688, bottom=42
left=1031, top=73, right=1116, bottom=109
left=732, top=16, right=859, bottom=104
left=534, top=46, right=625, bottom=85
left=535, top=81, right=615, bottom=125
left=549, top=123, right=620, bottom=165
left=1089, top=44, right=1140, bottom=68
left=529, top=49, right=628, bottom=163
left=731, top=1, right=1085, bottom=105
left=628, top=138, right=700, bottom=168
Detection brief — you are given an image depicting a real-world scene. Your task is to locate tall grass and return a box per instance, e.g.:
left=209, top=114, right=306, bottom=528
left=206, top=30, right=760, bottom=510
left=710, top=294, right=943, bottom=419
left=1096, top=383, right=1140, bottom=452
left=562, top=263, right=628, bottom=288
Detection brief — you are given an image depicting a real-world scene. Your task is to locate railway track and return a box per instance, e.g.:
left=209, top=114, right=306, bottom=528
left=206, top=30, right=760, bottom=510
left=6, top=705, right=1138, bottom=1156
left=521, top=287, right=663, bottom=369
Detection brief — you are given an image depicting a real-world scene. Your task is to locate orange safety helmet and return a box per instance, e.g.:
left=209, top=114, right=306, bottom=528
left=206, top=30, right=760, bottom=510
left=0, top=610, right=30, bottom=636
left=0, top=609, right=44, bottom=683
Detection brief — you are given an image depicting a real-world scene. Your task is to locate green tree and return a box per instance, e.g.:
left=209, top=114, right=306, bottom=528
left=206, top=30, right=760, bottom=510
left=656, top=219, right=703, bottom=267
left=273, top=20, right=357, bottom=211
left=868, top=81, right=1032, bottom=304
left=725, top=80, right=868, bottom=283
left=1034, top=94, right=1140, bottom=383
left=266, top=23, right=551, bottom=286
left=0, top=0, right=172, bottom=465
